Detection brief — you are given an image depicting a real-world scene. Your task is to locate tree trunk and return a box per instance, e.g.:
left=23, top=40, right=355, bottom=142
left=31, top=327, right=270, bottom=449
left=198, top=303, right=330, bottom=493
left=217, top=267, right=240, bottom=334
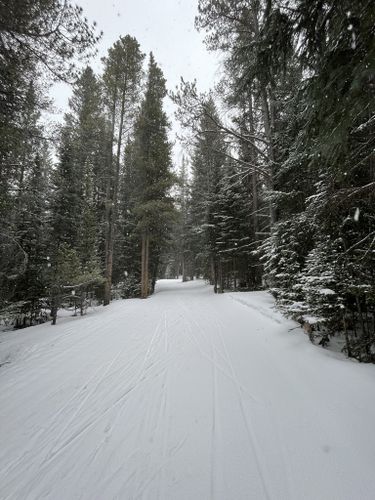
left=141, top=231, right=150, bottom=298
left=248, top=91, right=259, bottom=235
left=219, top=259, right=224, bottom=293
left=103, top=97, right=117, bottom=306
left=141, top=233, right=146, bottom=298
left=51, top=285, right=59, bottom=325
left=182, top=254, right=187, bottom=282
left=212, top=256, right=218, bottom=293
left=259, top=87, right=277, bottom=225
left=251, top=4, right=277, bottom=226
left=104, top=79, right=127, bottom=306
left=343, top=316, right=352, bottom=358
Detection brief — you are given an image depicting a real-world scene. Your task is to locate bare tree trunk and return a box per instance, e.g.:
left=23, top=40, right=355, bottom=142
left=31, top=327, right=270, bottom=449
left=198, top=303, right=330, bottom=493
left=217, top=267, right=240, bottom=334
left=212, top=256, right=218, bottom=293
left=251, top=2, right=277, bottom=226
left=141, top=231, right=150, bottom=298
left=219, top=259, right=224, bottom=293
left=104, top=225, right=114, bottom=304
left=104, top=81, right=127, bottom=306
left=51, top=285, right=59, bottom=325
left=343, top=316, right=352, bottom=358
left=141, top=232, right=146, bottom=298
left=182, top=255, right=187, bottom=282
left=104, top=97, right=117, bottom=306
left=247, top=91, right=259, bottom=235
left=145, top=232, right=149, bottom=296
left=356, top=295, right=367, bottom=336
left=259, top=88, right=277, bottom=225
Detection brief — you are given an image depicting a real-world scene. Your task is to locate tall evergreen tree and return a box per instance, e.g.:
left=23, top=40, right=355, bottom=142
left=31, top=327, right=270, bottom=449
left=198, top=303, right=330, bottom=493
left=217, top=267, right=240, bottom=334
left=189, top=98, right=226, bottom=291
left=101, top=35, right=144, bottom=304
left=51, top=67, right=106, bottom=258
left=0, top=79, right=50, bottom=320
left=0, top=0, right=100, bottom=217
left=0, top=0, right=100, bottom=322
left=131, top=53, right=176, bottom=298
left=49, top=67, right=107, bottom=321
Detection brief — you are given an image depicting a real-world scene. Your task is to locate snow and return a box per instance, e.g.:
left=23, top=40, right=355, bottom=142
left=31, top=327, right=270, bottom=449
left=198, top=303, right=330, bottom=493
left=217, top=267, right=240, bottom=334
left=1, top=279, right=375, bottom=500
left=302, top=314, right=325, bottom=325
left=318, top=288, right=336, bottom=295
left=354, top=207, right=360, bottom=222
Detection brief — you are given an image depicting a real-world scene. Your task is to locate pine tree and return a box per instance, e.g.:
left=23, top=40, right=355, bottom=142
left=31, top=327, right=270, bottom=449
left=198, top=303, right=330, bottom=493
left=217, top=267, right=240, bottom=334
left=49, top=67, right=107, bottom=320
left=102, top=35, right=145, bottom=305
left=214, top=159, right=259, bottom=290
left=131, top=53, right=176, bottom=298
left=0, top=0, right=100, bottom=321
left=177, top=156, right=192, bottom=282
left=189, top=98, right=226, bottom=291
left=0, top=0, right=100, bottom=217
left=0, top=80, right=50, bottom=323
left=112, top=139, right=142, bottom=297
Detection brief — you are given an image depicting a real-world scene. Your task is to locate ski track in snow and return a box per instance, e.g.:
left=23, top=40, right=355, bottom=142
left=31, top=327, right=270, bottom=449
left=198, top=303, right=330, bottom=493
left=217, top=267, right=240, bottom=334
left=1, top=280, right=375, bottom=500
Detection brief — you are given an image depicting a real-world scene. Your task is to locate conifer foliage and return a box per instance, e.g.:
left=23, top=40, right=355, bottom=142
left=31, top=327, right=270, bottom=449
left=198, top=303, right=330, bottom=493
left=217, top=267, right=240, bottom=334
left=131, top=54, right=176, bottom=298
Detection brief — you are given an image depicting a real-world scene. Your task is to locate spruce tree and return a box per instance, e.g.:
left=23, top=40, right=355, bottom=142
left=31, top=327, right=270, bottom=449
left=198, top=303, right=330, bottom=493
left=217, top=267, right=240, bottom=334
left=131, top=53, right=176, bottom=298
left=102, top=35, right=144, bottom=305
left=189, top=98, right=226, bottom=290
left=49, top=67, right=107, bottom=320
left=0, top=80, right=50, bottom=323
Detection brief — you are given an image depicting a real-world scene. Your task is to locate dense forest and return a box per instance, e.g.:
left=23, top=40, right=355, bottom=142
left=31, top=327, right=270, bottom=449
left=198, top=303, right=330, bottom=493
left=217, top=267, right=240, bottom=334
left=1, top=0, right=374, bottom=362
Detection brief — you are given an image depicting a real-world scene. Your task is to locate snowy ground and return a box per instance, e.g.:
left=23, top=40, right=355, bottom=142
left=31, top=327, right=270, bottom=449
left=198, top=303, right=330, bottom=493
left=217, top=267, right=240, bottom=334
left=1, top=279, right=375, bottom=500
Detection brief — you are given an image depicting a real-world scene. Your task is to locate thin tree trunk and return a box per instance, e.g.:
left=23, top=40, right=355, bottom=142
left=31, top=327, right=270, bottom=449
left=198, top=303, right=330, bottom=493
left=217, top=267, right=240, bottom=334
left=212, top=256, right=218, bottom=293
left=356, top=295, right=367, bottom=336
left=259, top=88, right=276, bottom=225
left=145, top=232, right=149, bottom=296
left=104, top=81, right=127, bottom=305
left=248, top=91, right=259, bottom=235
left=251, top=3, right=276, bottom=226
left=141, top=232, right=146, bottom=298
left=182, top=255, right=187, bottom=282
left=104, top=97, right=117, bottom=306
left=141, top=231, right=150, bottom=298
left=343, top=316, right=352, bottom=358
left=219, top=259, right=224, bottom=293
left=51, top=285, right=59, bottom=325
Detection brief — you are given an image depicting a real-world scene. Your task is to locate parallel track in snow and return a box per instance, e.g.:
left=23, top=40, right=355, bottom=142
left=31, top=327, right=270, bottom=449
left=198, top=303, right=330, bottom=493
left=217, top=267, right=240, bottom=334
left=1, top=279, right=375, bottom=500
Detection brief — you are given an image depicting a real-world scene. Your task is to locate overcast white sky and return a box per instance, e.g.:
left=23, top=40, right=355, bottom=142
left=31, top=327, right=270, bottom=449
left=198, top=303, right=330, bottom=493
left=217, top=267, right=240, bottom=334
left=51, top=0, right=221, bottom=164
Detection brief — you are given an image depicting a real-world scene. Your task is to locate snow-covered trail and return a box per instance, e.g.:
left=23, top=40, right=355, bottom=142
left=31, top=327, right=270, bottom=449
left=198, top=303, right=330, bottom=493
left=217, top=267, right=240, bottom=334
left=1, top=280, right=375, bottom=500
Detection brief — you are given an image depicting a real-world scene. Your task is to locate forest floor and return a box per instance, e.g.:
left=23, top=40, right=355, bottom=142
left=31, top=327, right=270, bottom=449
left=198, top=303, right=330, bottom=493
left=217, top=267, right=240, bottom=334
left=1, top=279, right=375, bottom=500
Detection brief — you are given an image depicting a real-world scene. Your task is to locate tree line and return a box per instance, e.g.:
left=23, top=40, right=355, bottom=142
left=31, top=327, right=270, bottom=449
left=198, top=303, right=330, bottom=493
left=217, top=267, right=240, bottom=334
left=0, top=1, right=175, bottom=326
left=168, top=0, right=375, bottom=361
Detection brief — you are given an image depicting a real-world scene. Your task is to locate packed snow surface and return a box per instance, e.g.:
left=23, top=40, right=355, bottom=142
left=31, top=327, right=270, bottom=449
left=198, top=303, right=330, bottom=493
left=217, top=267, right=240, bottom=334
left=1, top=280, right=375, bottom=500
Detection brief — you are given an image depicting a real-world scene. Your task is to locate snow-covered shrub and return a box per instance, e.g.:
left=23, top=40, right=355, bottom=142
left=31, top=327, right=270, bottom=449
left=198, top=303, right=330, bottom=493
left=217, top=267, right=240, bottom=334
left=0, top=299, right=51, bottom=330
left=112, top=275, right=141, bottom=299
left=259, top=214, right=313, bottom=312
